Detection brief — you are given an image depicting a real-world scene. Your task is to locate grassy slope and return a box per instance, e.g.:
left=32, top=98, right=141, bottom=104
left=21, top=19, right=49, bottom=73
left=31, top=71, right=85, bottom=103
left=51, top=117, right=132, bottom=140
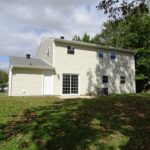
left=0, top=94, right=150, bottom=150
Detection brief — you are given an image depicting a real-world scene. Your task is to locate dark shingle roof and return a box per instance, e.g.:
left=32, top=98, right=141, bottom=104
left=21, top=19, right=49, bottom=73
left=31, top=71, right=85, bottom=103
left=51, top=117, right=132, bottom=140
left=9, top=56, right=54, bottom=69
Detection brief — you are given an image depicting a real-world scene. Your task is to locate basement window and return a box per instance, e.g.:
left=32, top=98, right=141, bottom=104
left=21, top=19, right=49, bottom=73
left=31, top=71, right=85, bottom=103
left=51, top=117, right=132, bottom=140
left=102, top=76, right=108, bottom=83
left=120, top=76, right=125, bottom=84
left=67, top=46, right=75, bottom=54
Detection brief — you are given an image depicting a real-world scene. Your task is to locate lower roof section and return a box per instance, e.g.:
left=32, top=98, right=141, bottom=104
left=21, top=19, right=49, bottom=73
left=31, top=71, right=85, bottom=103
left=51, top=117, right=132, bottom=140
left=9, top=56, right=54, bottom=70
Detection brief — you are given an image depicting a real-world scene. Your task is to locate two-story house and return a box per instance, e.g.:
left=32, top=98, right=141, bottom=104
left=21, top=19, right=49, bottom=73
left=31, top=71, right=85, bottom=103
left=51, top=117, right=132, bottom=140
left=8, top=37, right=136, bottom=96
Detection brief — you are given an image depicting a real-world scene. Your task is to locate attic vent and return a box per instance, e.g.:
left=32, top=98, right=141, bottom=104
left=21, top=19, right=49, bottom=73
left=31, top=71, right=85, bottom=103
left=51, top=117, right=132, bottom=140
left=60, top=36, right=64, bottom=39
left=26, top=54, right=31, bottom=59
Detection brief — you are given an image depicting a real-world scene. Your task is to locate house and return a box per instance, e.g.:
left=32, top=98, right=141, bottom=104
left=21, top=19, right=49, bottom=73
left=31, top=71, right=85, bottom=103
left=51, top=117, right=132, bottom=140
left=8, top=37, right=136, bottom=96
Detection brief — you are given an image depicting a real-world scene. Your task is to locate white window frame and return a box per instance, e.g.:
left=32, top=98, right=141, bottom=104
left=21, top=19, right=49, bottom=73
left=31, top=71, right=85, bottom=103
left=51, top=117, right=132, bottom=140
left=98, top=49, right=104, bottom=58
left=110, top=51, right=116, bottom=60
left=120, top=76, right=126, bottom=84
left=61, top=73, right=80, bottom=95
left=67, top=46, right=75, bottom=54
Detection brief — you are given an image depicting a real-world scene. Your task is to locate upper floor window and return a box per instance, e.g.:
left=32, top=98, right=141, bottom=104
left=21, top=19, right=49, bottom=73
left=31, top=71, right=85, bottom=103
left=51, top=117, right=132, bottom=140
left=110, top=51, right=116, bottom=59
left=102, top=75, right=108, bottom=83
left=120, top=76, right=125, bottom=84
left=98, top=49, right=103, bottom=58
left=67, top=46, right=75, bottom=54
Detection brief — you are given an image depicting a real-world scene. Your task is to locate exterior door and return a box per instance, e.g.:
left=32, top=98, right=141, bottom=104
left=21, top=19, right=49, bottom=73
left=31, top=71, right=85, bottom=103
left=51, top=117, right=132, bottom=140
left=43, top=73, right=52, bottom=95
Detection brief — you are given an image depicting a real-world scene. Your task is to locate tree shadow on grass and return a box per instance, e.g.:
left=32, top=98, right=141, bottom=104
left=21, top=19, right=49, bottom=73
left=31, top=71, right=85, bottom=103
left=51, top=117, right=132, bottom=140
left=0, top=96, right=150, bottom=150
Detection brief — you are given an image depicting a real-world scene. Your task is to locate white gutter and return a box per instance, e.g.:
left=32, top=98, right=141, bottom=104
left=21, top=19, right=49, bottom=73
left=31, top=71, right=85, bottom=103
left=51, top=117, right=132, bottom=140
left=54, top=38, right=137, bottom=54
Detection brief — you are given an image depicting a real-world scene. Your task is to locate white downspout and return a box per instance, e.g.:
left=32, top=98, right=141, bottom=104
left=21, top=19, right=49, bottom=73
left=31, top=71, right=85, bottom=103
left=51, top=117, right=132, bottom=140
left=8, top=66, right=13, bottom=96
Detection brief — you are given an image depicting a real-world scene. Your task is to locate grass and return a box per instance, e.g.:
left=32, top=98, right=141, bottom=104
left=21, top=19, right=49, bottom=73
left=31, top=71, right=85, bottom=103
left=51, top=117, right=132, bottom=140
left=0, top=94, right=150, bottom=150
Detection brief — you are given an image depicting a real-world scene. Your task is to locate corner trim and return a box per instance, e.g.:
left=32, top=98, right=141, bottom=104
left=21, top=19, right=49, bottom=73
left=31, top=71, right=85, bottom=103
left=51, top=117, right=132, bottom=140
left=8, top=66, right=13, bottom=96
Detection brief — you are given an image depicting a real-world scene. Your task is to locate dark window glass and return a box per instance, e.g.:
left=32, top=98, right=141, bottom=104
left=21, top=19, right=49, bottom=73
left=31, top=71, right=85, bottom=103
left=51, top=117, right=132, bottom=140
left=110, top=51, right=116, bottom=59
left=63, top=75, right=70, bottom=94
left=102, top=76, right=108, bottom=83
left=67, top=46, right=75, bottom=54
left=120, top=76, right=125, bottom=84
left=97, top=88, right=108, bottom=95
left=98, top=50, right=103, bottom=58
left=62, top=74, right=78, bottom=94
left=71, top=75, right=78, bottom=94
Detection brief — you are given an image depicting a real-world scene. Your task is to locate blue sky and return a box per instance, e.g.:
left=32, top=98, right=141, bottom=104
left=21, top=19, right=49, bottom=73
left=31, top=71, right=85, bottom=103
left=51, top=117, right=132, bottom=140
left=0, top=0, right=108, bottom=70
left=0, top=56, right=9, bottom=71
left=0, top=56, right=8, bottom=63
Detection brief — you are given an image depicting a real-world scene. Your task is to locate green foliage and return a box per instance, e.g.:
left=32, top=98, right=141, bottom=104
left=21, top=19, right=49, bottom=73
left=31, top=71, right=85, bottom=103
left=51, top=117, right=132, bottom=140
left=73, top=4, right=150, bottom=79
left=73, top=33, right=94, bottom=43
left=72, top=35, right=81, bottom=42
left=97, top=0, right=150, bottom=20
left=0, top=70, right=8, bottom=90
left=95, top=8, right=150, bottom=78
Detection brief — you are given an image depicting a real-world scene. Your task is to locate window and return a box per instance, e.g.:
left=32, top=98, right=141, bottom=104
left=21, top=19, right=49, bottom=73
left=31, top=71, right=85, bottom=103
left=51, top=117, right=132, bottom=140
left=67, top=46, right=75, bottom=54
left=47, top=47, right=50, bottom=56
left=110, top=51, right=116, bottom=59
left=102, top=76, right=108, bottom=83
left=97, top=88, right=108, bottom=95
left=120, top=76, right=125, bottom=84
left=98, top=49, right=103, bottom=58
left=63, top=74, right=78, bottom=94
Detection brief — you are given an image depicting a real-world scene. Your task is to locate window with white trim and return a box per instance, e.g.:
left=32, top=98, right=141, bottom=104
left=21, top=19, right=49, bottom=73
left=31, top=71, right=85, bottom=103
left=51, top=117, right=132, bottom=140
left=102, top=75, right=108, bottom=83
left=120, top=76, right=125, bottom=84
left=67, top=46, right=75, bottom=54
left=98, top=49, right=103, bottom=58
left=63, top=74, right=78, bottom=94
left=110, top=51, right=116, bottom=59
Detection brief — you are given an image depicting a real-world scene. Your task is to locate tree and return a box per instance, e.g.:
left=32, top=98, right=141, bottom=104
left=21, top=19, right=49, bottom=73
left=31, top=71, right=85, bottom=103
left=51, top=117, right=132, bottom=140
left=72, top=35, right=81, bottom=42
left=73, top=33, right=94, bottom=43
left=0, top=70, right=8, bottom=90
left=96, top=5, right=150, bottom=79
left=96, top=0, right=150, bottom=20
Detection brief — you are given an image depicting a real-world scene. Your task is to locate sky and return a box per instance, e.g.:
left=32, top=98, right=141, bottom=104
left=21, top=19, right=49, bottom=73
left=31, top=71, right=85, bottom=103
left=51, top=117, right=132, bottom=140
left=0, top=0, right=108, bottom=70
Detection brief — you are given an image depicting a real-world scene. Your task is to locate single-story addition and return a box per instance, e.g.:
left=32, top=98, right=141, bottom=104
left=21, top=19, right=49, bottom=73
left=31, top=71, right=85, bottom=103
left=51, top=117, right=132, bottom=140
left=8, top=37, right=136, bottom=96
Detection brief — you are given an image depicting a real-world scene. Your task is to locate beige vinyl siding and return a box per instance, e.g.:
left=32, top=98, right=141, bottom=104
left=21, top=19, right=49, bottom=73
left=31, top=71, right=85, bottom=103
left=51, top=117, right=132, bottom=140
left=11, top=69, right=43, bottom=96
left=37, top=38, right=54, bottom=65
left=52, top=42, right=136, bottom=95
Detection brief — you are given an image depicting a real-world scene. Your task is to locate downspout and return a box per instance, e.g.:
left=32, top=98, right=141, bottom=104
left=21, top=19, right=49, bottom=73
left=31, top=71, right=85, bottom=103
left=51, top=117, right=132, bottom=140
left=8, top=66, right=13, bottom=96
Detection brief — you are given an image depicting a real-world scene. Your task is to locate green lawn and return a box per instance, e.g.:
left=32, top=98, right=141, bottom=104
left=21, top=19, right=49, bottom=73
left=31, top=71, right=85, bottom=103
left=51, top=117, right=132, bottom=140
left=0, top=94, right=150, bottom=150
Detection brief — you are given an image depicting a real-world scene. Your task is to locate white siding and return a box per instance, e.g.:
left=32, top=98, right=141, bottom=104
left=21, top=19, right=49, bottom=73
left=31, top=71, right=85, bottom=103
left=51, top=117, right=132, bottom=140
left=11, top=69, right=43, bottom=96
left=52, top=42, right=136, bottom=95
left=37, top=38, right=54, bottom=65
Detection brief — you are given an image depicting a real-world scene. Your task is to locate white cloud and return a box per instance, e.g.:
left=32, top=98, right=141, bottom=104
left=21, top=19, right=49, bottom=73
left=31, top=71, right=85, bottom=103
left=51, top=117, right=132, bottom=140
left=0, top=0, right=108, bottom=57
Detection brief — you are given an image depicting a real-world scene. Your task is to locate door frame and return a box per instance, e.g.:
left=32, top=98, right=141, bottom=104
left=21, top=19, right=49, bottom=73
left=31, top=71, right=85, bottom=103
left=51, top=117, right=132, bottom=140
left=61, top=73, right=80, bottom=96
left=43, top=72, right=53, bottom=95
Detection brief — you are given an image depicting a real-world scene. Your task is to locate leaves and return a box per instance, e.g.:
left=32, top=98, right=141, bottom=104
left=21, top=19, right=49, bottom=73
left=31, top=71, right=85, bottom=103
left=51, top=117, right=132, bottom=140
left=97, top=0, right=150, bottom=20
left=0, top=70, right=8, bottom=90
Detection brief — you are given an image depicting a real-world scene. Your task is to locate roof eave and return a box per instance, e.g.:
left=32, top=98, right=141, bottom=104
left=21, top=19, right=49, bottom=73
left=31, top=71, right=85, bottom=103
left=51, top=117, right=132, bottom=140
left=11, top=65, right=55, bottom=70
left=54, top=38, right=136, bottom=54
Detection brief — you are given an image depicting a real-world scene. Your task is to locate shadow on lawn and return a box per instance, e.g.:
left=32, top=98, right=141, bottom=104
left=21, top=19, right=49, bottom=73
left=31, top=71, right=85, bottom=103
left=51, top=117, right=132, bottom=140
left=0, top=96, right=150, bottom=150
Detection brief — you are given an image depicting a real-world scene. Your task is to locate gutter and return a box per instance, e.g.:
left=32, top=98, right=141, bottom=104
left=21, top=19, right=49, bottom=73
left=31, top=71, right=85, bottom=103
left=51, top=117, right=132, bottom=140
left=11, top=65, right=55, bottom=70
left=54, top=38, right=137, bottom=54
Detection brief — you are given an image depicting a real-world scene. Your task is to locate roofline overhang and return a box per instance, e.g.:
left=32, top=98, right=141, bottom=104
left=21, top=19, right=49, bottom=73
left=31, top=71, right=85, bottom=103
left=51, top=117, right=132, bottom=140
left=54, top=38, right=137, bottom=54
left=10, top=65, right=55, bottom=70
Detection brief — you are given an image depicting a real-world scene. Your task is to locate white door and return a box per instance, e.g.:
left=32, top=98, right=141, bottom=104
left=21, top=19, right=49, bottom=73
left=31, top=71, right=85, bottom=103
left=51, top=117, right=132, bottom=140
left=43, top=73, right=52, bottom=95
